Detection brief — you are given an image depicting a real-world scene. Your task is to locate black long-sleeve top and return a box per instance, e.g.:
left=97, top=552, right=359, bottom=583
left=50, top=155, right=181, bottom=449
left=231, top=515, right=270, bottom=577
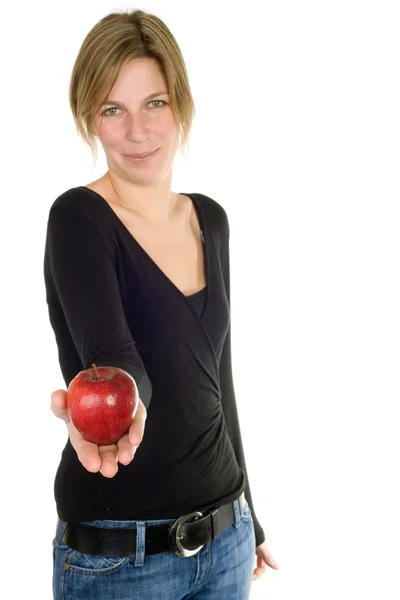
left=43, top=186, right=265, bottom=546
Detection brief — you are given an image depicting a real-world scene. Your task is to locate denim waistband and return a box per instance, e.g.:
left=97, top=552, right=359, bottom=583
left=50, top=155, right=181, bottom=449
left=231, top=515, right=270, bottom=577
left=55, top=496, right=245, bottom=546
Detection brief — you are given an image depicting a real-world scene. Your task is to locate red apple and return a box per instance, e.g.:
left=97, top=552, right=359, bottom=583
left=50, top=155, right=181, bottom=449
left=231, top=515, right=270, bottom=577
left=67, top=364, right=138, bottom=445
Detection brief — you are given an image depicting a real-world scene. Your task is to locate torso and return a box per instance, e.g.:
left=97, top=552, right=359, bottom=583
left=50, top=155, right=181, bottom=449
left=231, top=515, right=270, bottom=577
left=83, top=180, right=206, bottom=297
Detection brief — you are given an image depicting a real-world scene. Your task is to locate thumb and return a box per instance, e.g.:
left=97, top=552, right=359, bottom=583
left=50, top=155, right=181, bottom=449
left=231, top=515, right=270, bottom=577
left=128, top=400, right=147, bottom=446
left=51, top=389, right=69, bottom=422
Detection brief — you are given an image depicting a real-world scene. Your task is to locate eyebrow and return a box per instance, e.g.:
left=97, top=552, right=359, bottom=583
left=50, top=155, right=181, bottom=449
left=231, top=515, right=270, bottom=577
left=103, top=91, right=169, bottom=106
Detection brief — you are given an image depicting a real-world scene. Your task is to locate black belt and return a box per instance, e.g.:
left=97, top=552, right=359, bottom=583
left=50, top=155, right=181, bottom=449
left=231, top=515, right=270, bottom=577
left=62, top=493, right=246, bottom=558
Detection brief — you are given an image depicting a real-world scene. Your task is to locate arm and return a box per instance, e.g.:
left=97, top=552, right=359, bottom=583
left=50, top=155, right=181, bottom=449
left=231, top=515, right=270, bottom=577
left=44, top=202, right=152, bottom=405
left=219, top=215, right=266, bottom=547
left=44, top=201, right=151, bottom=477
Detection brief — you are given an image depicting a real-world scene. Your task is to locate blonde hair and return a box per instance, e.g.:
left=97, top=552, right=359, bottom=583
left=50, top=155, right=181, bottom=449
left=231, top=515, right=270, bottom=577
left=69, top=9, right=195, bottom=165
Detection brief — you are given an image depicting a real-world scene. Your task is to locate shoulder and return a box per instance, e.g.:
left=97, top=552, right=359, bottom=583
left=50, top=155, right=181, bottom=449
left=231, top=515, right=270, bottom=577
left=45, top=186, right=118, bottom=258
left=47, top=186, right=115, bottom=239
left=49, top=186, right=110, bottom=221
left=187, top=192, right=230, bottom=237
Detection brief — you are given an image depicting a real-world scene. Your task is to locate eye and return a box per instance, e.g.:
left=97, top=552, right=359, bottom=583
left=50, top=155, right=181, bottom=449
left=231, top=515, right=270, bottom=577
left=148, top=100, right=166, bottom=108
left=102, top=107, right=121, bottom=117
left=102, top=100, right=166, bottom=117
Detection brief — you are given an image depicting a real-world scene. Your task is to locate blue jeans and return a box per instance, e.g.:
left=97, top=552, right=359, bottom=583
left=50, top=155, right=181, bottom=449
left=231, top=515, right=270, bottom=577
left=53, top=498, right=256, bottom=599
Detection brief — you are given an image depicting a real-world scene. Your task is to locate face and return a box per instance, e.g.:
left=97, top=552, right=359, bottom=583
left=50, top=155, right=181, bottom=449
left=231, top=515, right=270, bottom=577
left=93, top=58, right=180, bottom=185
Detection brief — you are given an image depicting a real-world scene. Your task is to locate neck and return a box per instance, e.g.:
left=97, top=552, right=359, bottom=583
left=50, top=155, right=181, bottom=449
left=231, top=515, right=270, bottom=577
left=105, top=170, right=179, bottom=224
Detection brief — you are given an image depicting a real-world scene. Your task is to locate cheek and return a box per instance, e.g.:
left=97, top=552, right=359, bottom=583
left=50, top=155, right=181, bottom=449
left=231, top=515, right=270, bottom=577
left=99, top=125, right=123, bottom=147
left=156, top=111, right=179, bottom=137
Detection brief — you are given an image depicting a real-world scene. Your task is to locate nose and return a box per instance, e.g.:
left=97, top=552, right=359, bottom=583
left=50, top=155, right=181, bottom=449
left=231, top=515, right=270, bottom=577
left=125, top=113, right=149, bottom=142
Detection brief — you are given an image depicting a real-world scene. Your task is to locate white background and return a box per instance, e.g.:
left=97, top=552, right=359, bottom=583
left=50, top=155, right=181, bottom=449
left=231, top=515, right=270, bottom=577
left=1, top=1, right=399, bottom=598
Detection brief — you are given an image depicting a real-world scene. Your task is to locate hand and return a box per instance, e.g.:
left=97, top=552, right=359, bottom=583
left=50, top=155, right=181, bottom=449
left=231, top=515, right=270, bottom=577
left=253, top=541, right=279, bottom=581
left=51, top=388, right=147, bottom=478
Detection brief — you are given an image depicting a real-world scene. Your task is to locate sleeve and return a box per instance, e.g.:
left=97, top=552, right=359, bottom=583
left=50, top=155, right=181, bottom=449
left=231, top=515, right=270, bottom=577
left=44, top=202, right=152, bottom=407
left=219, top=214, right=266, bottom=546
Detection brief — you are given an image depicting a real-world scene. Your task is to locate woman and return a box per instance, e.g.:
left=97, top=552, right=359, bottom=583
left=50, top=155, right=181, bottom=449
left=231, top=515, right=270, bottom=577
left=44, top=8, right=278, bottom=599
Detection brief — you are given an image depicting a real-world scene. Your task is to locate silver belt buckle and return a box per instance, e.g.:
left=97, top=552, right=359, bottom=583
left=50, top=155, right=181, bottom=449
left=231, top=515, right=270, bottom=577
left=168, top=511, right=204, bottom=557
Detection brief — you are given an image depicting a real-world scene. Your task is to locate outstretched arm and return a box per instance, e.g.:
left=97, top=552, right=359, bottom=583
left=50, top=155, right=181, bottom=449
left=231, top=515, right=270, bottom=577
left=44, top=199, right=152, bottom=476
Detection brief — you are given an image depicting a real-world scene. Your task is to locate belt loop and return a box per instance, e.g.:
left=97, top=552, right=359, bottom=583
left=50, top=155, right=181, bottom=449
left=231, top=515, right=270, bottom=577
left=56, top=518, right=68, bottom=544
left=232, top=499, right=241, bottom=529
left=210, top=507, right=219, bottom=538
left=134, top=522, right=145, bottom=567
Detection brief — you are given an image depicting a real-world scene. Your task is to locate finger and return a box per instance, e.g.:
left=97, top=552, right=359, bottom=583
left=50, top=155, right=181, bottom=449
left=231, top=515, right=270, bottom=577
left=51, top=402, right=69, bottom=423
left=128, top=400, right=147, bottom=446
left=51, top=389, right=69, bottom=422
left=99, top=445, right=119, bottom=478
left=253, top=566, right=266, bottom=580
left=259, top=549, right=280, bottom=570
left=267, top=556, right=280, bottom=569
left=117, top=433, right=136, bottom=466
left=51, top=389, right=68, bottom=408
left=66, top=421, right=102, bottom=473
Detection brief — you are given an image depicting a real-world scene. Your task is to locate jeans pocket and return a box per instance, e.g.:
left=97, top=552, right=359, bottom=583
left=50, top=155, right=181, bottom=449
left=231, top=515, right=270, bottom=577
left=65, top=549, right=129, bottom=574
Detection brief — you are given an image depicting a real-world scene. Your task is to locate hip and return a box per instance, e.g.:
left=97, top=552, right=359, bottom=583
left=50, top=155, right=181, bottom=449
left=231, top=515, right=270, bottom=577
left=53, top=495, right=256, bottom=599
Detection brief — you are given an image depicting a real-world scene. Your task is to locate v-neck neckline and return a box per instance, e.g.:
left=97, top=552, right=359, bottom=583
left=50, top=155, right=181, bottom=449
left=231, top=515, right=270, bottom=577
left=77, top=186, right=210, bottom=315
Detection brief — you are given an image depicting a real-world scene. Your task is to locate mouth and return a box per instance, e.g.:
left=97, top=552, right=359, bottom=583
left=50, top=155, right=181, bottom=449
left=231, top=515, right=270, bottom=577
left=124, top=148, right=159, bottom=162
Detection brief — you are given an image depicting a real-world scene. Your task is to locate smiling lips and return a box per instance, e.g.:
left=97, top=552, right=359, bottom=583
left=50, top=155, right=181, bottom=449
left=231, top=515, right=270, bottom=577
left=124, top=148, right=159, bottom=164
left=123, top=148, right=159, bottom=164
left=128, top=149, right=158, bottom=158
left=126, top=148, right=158, bottom=158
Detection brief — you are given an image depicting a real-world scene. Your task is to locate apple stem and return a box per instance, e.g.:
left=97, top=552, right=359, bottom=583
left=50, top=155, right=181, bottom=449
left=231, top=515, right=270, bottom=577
left=91, top=363, right=99, bottom=380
